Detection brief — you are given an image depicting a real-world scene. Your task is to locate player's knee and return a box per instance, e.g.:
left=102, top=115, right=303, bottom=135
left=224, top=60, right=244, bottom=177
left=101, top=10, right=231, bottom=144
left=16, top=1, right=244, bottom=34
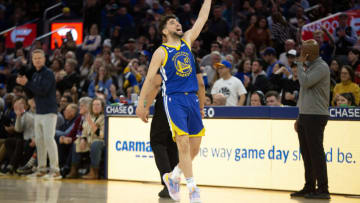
left=190, top=147, right=200, bottom=159
left=176, top=136, right=190, bottom=154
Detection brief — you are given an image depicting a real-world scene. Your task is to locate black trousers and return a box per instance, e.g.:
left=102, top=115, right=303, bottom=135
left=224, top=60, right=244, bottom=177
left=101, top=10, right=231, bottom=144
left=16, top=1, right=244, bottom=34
left=297, top=114, right=329, bottom=192
left=58, top=143, right=73, bottom=168
left=5, top=137, right=35, bottom=169
left=150, top=115, right=178, bottom=185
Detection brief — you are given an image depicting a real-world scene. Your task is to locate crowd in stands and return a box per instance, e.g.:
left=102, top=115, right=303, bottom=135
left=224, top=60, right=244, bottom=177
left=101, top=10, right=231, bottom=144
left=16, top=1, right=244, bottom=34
left=0, top=0, right=359, bottom=178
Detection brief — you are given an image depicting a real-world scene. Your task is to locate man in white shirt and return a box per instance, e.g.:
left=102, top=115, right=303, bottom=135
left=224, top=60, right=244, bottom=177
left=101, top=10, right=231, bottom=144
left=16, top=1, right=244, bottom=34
left=211, top=60, right=247, bottom=106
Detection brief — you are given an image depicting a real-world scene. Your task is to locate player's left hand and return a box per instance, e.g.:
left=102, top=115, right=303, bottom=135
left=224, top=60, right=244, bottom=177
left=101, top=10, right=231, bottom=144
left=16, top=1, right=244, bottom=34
left=136, top=106, right=149, bottom=123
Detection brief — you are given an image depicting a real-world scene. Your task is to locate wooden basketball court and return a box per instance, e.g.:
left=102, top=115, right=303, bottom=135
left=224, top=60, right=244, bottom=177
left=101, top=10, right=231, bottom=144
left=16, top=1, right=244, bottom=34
left=0, top=176, right=359, bottom=203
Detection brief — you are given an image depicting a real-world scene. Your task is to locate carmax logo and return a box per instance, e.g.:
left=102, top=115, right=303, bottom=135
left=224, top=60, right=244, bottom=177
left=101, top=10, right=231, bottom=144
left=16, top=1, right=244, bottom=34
left=115, top=140, right=153, bottom=159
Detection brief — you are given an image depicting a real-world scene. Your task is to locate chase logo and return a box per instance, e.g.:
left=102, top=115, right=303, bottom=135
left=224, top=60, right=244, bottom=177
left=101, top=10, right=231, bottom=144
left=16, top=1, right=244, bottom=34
left=172, top=52, right=192, bottom=77
left=106, top=105, right=134, bottom=115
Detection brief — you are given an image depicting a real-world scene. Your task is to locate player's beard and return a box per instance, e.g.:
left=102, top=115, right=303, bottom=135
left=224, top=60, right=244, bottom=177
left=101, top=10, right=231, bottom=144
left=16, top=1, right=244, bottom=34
left=170, top=31, right=184, bottom=39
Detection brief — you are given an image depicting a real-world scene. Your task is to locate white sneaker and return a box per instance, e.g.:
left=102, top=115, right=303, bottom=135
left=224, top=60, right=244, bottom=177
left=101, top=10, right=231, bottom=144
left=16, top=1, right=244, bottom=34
left=43, top=172, right=62, bottom=180
left=162, top=173, right=180, bottom=201
left=26, top=170, right=47, bottom=179
left=189, top=187, right=201, bottom=203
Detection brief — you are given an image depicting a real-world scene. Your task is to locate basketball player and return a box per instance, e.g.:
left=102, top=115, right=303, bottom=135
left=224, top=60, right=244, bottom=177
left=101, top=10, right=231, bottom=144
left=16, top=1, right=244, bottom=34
left=136, top=0, right=211, bottom=202
left=146, top=54, right=203, bottom=198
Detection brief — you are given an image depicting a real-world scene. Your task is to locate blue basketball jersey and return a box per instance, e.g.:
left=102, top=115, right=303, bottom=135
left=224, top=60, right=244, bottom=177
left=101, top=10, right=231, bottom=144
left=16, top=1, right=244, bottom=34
left=159, top=39, right=198, bottom=95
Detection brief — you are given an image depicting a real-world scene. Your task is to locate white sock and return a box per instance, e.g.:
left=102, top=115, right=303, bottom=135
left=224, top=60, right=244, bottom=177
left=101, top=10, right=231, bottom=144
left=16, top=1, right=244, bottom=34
left=171, top=165, right=182, bottom=179
left=186, top=177, right=197, bottom=191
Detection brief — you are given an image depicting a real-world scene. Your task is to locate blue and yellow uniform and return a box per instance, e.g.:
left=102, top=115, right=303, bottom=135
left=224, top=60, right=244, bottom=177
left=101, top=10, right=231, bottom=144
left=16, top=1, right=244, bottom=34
left=159, top=39, right=205, bottom=139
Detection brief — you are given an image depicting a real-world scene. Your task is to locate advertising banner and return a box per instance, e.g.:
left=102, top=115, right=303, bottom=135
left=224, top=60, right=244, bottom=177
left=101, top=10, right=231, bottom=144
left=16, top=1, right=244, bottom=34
left=5, top=23, right=37, bottom=48
left=107, top=117, right=360, bottom=195
left=105, top=104, right=360, bottom=120
left=50, top=22, right=83, bottom=50
left=302, top=9, right=360, bottom=41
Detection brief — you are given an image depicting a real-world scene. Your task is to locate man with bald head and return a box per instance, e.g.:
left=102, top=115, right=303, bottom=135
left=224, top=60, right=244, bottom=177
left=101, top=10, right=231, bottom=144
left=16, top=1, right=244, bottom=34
left=279, top=39, right=296, bottom=67
left=291, top=39, right=330, bottom=199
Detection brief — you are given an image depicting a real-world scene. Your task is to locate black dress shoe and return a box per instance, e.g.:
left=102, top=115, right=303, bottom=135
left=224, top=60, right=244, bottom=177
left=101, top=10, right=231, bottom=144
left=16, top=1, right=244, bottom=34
left=158, top=186, right=170, bottom=198
left=290, top=188, right=314, bottom=197
left=304, top=191, right=331, bottom=199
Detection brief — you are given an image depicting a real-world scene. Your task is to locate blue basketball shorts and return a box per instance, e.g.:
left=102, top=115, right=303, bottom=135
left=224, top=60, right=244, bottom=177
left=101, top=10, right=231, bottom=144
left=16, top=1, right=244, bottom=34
left=163, top=92, right=205, bottom=140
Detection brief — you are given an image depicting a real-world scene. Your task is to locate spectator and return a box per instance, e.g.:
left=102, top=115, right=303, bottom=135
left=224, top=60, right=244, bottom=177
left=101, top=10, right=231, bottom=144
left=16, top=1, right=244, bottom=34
left=347, top=48, right=360, bottom=84
left=335, top=92, right=356, bottom=107
left=115, top=6, right=135, bottom=31
left=250, top=91, right=265, bottom=106
left=243, top=42, right=257, bottom=61
left=137, top=65, right=147, bottom=90
left=270, top=12, right=297, bottom=53
left=265, top=90, right=282, bottom=106
left=178, top=3, right=194, bottom=31
left=333, top=13, right=358, bottom=56
left=12, top=85, right=24, bottom=98
left=0, top=94, right=16, bottom=170
left=204, top=93, right=212, bottom=106
left=330, top=58, right=341, bottom=88
left=50, top=58, right=64, bottom=78
left=122, top=38, right=140, bottom=61
left=279, top=39, right=296, bottom=68
left=245, top=16, right=271, bottom=51
left=329, top=58, right=341, bottom=104
left=212, top=93, right=226, bottom=106
left=78, top=53, right=94, bottom=97
left=211, top=60, right=247, bottom=106
left=332, top=65, right=360, bottom=106
left=55, top=104, right=78, bottom=141
left=88, top=65, right=113, bottom=101
left=235, top=59, right=252, bottom=84
left=81, top=24, right=102, bottom=56
left=54, top=103, right=78, bottom=175
left=313, top=28, right=335, bottom=64
left=270, top=63, right=300, bottom=106
left=0, top=93, right=16, bottom=140
left=58, top=95, right=73, bottom=115
left=61, top=31, right=77, bottom=54
left=65, top=51, right=76, bottom=60
left=89, top=57, right=105, bottom=81
left=208, top=5, right=229, bottom=38
left=245, top=58, right=273, bottom=95
left=284, top=49, right=297, bottom=71
left=146, top=25, right=162, bottom=54
left=69, top=98, right=105, bottom=179
left=200, top=41, right=222, bottom=67
left=203, top=51, right=222, bottom=87
left=1, top=96, right=35, bottom=174
left=56, top=58, right=80, bottom=94
left=263, top=47, right=282, bottom=77
left=62, top=97, right=92, bottom=178
left=16, top=49, right=61, bottom=179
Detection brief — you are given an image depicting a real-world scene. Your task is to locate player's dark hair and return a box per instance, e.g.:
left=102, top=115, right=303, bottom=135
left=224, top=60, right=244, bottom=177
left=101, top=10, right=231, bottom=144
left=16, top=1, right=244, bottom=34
left=159, top=15, right=177, bottom=37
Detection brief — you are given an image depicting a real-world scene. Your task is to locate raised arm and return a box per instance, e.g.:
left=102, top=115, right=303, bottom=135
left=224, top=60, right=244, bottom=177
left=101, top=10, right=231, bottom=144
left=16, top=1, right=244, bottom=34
left=136, top=48, right=165, bottom=122
left=321, top=26, right=335, bottom=46
left=184, top=0, right=212, bottom=45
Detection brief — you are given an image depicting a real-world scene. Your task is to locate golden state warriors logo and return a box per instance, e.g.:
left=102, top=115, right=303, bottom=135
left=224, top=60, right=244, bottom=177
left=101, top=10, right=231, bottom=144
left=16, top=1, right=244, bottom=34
left=172, top=52, right=192, bottom=77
